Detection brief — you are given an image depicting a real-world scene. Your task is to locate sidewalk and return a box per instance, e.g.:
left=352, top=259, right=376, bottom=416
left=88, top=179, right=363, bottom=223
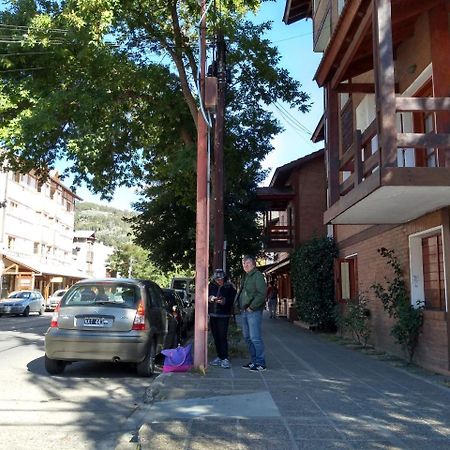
left=116, top=313, right=450, bottom=450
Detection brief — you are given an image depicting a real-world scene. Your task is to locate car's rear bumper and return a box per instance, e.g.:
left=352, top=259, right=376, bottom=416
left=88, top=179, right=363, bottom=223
left=0, top=306, right=25, bottom=315
left=45, top=328, right=150, bottom=362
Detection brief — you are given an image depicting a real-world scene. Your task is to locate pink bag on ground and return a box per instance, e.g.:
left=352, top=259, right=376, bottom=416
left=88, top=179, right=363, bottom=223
left=161, top=343, right=193, bottom=373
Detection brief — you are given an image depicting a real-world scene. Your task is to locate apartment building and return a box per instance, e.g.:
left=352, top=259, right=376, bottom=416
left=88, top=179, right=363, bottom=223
left=0, top=171, right=87, bottom=298
left=256, top=149, right=327, bottom=317
left=284, top=0, right=450, bottom=373
left=73, top=230, right=114, bottom=278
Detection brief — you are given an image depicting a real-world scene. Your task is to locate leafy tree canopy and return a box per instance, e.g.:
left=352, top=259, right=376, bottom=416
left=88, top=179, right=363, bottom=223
left=108, top=241, right=194, bottom=288
left=0, top=0, right=311, bottom=275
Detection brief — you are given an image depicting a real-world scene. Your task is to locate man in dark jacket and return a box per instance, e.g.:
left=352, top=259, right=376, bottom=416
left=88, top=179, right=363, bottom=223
left=208, top=269, right=236, bottom=369
left=239, top=255, right=267, bottom=371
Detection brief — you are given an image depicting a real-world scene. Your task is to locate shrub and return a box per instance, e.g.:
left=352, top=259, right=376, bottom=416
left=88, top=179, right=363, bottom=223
left=291, top=236, right=338, bottom=330
left=334, top=294, right=371, bottom=347
left=371, top=248, right=424, bottom=362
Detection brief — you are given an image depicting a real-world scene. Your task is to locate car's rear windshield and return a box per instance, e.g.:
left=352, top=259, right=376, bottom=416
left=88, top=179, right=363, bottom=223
left=9, top=292, right=30, bottom=299
left=61, top=283, right=141, bottom=308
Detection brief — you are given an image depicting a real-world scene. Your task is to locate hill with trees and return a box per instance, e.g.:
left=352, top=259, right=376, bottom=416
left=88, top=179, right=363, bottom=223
left=74, top=202, right=134, bottom=247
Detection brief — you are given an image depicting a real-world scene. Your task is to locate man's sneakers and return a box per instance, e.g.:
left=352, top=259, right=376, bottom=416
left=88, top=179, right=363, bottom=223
left=242, top=362, right=267, bottom=372
left=210, top=357, right=231, bottom=369
left=249, top=364, right=266, bottom=372
left=221, top=358, right=231, bottom=369
left=242, top=362, right=255, bottom=369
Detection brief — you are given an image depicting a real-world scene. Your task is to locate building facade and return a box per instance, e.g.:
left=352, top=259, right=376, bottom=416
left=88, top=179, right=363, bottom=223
left=257, top=149, right=327, bottom=317
left=73, top=230, right=114, bottom=278
left=0, top=171, right=87, bottom=298
left=284, top=0, right=450, bottom=373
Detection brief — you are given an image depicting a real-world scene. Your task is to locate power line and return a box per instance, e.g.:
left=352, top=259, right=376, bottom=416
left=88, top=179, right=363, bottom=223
left=272, top=32, right=312, bottom=44
left=275, top=101, right=312, bottom=135
left=0, top=51, right=55, bottom=57
left=0, top=23, right=68, bottom=34
left=0, top=67, right=44, bottom=73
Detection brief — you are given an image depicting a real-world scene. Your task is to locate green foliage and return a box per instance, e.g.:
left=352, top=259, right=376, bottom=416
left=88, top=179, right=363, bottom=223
left=75, top=201, right=134, bottom=247
left=107, top=241, right=193, bottom=286
left=291, top=236, right=338, bottom=330
left=334, top=294, right=371, bottom=347
left=0, top=1, right=311, bottom=274
left=371, top=248, right=424, bottom=362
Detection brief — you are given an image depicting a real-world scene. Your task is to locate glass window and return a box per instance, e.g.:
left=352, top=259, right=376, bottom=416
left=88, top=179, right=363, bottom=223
left=62, top=283, right=140, bottom=307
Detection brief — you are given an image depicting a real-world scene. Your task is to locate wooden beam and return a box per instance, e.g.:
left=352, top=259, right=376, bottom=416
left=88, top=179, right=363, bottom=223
left=337, top=82, right=400, bottom=93
left=315, top=0, right=371, bottom=86
left=396, top=97, right=450, bottom=112
left=331, top=6, right=372, bottom=89
left=373, top=0, right=397, bottom=167
left=429, top=4, right=450, bottom=167
left=326, top=88, right=341, bottom=205
left=397, top=133, right=450, bottom=148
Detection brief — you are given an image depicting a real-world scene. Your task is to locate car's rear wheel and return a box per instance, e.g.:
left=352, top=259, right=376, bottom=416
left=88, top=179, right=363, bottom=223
left=45, top=355, right=66, bottom=375
left=136, top=339, right=156, bottom=377
left=23, top=306, right=30, bottom=317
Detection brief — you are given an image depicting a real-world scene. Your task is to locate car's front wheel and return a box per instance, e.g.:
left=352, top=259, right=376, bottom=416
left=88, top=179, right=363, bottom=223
left=136, top=339, right=156, bottom=377
left=39, top=306, right=45, bottom=315
left=45, top=355, right=66, bottom=375
left=23, top=306, right=30, bottom=317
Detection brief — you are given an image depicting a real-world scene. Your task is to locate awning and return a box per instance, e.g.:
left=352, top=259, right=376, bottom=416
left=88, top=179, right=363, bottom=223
left=263, top=258, right=290, bottom=275
left=2, top=252, right=88, bottom=279
left=2, top=253, right=41, bottom=273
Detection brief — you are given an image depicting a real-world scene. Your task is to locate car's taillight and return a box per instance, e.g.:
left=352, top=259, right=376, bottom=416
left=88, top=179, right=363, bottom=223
left=132, top=300, right=147, bottom=331
left=50, top=303, right=60, bottom=328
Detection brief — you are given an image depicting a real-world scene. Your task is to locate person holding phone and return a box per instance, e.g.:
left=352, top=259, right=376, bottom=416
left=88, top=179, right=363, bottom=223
left=208, top=269, right=236, bottom=369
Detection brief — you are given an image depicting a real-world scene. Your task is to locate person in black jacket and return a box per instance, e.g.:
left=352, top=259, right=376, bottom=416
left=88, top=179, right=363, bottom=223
left=208, top=269, right=236, bottom=369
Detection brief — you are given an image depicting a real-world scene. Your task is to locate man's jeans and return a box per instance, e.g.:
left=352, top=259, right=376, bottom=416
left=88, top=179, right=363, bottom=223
left=241, top=309, right=266, bottom=366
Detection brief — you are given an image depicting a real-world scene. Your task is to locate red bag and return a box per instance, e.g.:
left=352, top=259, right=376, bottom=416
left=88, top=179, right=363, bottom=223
left=161, top=343, right=193, bottom=373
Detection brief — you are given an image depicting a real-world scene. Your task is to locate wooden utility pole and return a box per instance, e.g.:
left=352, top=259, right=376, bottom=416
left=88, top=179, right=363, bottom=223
left=194, top=0, right=209, bottom=370
left=213, top=32, right=226, bottom=271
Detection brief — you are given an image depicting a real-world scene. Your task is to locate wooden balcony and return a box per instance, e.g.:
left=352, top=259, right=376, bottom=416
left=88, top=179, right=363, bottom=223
left=263, top=225, right=294, bottom=251
left=325, top=98, right=450, bottom=225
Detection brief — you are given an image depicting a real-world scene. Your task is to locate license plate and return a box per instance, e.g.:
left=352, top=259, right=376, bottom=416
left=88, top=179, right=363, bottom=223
left=83, top=317, right=109, bottom=327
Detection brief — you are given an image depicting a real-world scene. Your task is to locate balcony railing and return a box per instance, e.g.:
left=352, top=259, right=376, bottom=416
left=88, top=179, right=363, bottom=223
left=335, top=97, right=450, bottom=198
left=263, top=225, right=294, bottom=250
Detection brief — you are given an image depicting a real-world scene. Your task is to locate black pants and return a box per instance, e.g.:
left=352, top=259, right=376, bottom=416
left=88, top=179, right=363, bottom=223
left=210, top=316, right=230, bottom=360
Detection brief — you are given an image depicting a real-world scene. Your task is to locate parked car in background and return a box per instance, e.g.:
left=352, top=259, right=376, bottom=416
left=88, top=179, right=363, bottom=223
left=0, top=290, right=45, bottom=317
left=44, top=278, right=168, bottom=376
left=46, top=289, right=67, bottom=311
left=162, top=288, right=189, bottom=347
left=174, top=288, right=195, bottom=328
left=170, top=277, right=195, bottom=303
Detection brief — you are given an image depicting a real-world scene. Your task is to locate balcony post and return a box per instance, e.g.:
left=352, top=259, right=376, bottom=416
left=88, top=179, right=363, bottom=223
left=326, top=86, right=340, bottom=205
left=353, top=130, right=363, bottom=185
left=429, top=5, right=450, bottom=167
left=373, top=0, right=397, bottom=167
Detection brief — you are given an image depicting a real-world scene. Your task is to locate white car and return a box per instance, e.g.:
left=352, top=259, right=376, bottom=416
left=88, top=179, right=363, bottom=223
left=46, top=289, right=67, bottom=311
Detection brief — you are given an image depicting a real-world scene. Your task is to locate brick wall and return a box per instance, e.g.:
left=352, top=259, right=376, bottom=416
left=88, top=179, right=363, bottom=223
left=295, top=157, right=327, bottom=244
left=336, top=209, right=450, bottom=374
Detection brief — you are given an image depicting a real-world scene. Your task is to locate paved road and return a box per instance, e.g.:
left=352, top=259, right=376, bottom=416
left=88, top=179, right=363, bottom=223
left=0, top=313, right=154, bottom=450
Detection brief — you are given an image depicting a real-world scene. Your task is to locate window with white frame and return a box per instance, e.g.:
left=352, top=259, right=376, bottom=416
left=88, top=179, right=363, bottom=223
left=409, top=226, right=447, bottom=311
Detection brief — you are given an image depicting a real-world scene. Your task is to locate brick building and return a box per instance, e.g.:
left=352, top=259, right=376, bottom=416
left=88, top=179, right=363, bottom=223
left=284, top=0, right=450, bottom=373
left=256, top=149, right=327, bottom=317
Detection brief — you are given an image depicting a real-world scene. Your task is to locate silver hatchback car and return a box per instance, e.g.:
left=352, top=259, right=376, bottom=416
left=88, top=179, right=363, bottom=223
left=0, top=290, right=45, bottom=317
left=44, top=279, right=168, bottom=376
